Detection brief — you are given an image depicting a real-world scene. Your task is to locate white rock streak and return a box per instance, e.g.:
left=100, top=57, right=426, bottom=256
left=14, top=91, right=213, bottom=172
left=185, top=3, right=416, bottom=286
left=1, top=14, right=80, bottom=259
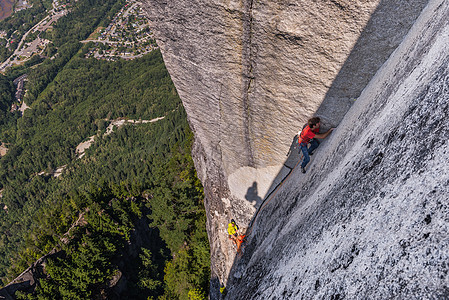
left=44, top=117, right=165, bottom=176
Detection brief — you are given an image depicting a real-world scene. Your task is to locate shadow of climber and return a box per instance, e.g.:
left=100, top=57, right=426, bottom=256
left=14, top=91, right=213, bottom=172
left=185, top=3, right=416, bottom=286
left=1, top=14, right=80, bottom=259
left=245, top=182, right=263, bottom=209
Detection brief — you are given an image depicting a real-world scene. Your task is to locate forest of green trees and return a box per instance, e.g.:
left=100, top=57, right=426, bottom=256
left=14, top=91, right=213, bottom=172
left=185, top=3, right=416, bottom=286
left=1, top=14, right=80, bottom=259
left=0, top=0, right=210, bottom=298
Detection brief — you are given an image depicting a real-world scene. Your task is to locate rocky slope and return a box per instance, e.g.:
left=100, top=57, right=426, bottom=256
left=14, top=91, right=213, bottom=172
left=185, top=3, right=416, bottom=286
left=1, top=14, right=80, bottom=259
left=141, top=0, right=444, bottom=295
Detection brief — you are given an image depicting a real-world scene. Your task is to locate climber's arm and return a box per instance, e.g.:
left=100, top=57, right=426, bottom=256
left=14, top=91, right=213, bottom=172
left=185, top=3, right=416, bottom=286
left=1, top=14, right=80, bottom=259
left=315, top=128, right=334, bottom=139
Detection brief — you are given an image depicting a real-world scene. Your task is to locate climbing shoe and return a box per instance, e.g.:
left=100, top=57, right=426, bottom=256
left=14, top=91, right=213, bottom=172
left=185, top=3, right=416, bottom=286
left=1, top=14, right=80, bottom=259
left=301, top=166, right=306, bottom=173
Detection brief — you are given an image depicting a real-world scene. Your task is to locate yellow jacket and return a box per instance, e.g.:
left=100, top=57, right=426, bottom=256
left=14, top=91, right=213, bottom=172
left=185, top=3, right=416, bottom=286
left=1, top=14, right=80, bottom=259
left=227, top=222, right=238, bottom=236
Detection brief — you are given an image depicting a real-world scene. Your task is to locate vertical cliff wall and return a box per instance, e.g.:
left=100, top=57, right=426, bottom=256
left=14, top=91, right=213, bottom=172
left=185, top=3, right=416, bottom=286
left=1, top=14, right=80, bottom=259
left=140, top=0, right=441, bottom=294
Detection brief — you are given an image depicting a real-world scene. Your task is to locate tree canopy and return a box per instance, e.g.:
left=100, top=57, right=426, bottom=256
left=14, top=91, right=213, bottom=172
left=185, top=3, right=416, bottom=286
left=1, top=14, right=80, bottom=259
left=0, top=0, right=210, bottom=297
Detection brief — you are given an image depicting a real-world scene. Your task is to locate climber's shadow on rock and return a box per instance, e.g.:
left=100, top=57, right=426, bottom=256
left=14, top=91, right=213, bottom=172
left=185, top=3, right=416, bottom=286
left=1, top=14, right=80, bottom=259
left=245, top=182, right=263, bottom=209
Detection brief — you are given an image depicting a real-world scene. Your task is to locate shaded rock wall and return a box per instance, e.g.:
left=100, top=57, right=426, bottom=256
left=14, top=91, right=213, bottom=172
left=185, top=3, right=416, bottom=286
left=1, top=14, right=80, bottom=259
left=141, top=0, right=432, bottom=290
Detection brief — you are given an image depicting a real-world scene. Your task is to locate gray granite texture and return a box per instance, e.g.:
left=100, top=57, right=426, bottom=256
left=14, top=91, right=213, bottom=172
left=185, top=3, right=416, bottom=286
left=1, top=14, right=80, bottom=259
left=140, top=0, right=449, bottom=297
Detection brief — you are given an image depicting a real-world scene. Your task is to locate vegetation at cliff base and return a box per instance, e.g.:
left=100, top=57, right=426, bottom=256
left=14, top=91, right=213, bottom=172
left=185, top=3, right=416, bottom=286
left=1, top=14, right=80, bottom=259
left=0, top=0, right=210, bottom=297
left=0, top=75, right=17, bottom=127
left=1, top=51, right=210, bottom=298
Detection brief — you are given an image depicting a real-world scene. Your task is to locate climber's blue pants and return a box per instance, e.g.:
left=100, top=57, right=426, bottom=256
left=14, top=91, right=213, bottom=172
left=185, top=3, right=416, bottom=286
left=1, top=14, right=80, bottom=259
left=300, top=139, right=320, bottom=168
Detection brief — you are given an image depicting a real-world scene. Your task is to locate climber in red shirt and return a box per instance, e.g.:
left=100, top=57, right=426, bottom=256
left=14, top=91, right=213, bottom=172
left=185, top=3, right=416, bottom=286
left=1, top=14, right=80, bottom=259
left=298, top=117, right=334, bottom=173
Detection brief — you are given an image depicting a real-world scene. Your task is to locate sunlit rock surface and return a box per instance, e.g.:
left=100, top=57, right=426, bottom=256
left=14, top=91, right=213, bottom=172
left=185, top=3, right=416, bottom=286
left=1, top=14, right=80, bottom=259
left=141, top=0, right=449, bottom=297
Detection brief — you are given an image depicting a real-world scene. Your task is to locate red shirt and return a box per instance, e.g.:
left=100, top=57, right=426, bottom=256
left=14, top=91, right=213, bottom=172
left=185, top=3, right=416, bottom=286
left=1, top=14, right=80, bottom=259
left=298, top=125, right=319, bottom=144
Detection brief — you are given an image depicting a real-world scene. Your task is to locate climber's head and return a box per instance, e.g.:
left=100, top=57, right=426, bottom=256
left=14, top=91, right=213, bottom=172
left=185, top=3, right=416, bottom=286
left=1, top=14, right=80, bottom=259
left=308, top=117, right=321, bottom=130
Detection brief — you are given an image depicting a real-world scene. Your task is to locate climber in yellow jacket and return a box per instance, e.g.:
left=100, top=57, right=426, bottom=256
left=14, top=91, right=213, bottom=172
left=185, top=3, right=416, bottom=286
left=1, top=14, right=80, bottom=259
left=227, top=219, right=239, bottom=241
left=228, top=219, right=245, bottom=251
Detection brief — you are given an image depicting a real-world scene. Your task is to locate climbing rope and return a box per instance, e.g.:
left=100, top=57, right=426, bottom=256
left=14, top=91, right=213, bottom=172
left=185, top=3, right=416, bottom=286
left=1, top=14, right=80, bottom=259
left=245, top=151, right=302, bottom=237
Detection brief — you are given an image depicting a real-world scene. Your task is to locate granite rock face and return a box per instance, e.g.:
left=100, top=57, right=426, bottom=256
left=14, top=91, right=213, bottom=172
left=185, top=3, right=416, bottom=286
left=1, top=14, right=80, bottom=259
left=140, top=0, right=449, bottom=296
left=226, top=1, right=449, bottom=298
